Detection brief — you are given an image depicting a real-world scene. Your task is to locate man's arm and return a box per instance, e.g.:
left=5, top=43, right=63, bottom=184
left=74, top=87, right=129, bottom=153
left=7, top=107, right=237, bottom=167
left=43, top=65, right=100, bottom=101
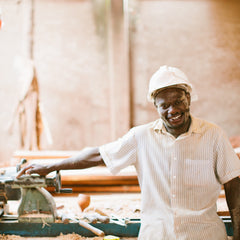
left=224, top=177, right=240, bottom=240
left=16, top=147, right=104, bottom=178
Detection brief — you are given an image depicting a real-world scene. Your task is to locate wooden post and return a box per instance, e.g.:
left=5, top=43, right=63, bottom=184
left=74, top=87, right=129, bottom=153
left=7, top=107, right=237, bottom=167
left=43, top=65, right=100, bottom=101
left=107, top=0, right=130, bottom=140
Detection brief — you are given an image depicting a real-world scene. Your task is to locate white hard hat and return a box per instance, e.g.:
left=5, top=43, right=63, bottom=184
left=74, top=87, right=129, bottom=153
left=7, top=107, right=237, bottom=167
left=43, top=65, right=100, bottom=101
left=147, top=65, right=195, bottom=102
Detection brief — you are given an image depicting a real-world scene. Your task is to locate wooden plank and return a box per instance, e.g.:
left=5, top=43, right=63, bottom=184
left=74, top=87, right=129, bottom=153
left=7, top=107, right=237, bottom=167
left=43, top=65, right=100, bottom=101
left=47, top=185, right=141, bottom=194
left=13, top=150, right=80, bottom=160
left=61, top=175, right=139, bottom=186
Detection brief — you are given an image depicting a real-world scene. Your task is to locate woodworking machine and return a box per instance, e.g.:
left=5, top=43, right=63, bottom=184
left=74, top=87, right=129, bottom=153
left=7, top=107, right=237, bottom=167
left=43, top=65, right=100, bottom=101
left=0, top=159, right=70, bottom=223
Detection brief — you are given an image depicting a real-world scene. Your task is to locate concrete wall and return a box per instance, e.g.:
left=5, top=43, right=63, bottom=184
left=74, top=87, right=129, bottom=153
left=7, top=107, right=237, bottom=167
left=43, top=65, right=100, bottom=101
left=131, top=0, right=240, bottom=134
left=0, top=0, right=240, bottom=166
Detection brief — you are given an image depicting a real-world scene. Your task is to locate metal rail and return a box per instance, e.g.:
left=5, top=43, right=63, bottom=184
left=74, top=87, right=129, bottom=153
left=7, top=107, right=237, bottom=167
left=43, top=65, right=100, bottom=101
left=0, top=217, right=233, bottom=237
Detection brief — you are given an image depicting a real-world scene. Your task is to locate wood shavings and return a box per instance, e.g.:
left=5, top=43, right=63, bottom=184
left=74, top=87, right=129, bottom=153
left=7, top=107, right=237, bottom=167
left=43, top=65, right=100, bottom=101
left=57, top=233, right=103, bottom=240
left=19, top=213, right=53, bottom=218
left=0, top=235, right=23, bottom=240
left=0, top=234, right=102, bottom=240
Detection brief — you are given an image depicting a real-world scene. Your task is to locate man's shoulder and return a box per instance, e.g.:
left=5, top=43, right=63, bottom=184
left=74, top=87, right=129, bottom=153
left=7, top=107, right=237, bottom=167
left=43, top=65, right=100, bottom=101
left=192, top=116, right=224, bottom=135
left=131, top=119, right=161, bottom=135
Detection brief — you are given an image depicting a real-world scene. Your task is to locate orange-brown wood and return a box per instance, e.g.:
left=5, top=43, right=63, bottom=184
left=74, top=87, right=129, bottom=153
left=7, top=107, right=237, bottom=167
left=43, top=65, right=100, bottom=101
left=47, top=185, right=141, bottom=194
left=61, top=175, right=139, bottom=186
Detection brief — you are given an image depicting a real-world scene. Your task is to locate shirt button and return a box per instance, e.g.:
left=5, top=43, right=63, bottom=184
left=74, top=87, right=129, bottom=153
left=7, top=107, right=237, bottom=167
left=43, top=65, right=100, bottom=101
left=172, top=194, right=176, bottom=198
left=173, top=175, right=176, bottom=179
left=173, top=157, right=177, bottom=161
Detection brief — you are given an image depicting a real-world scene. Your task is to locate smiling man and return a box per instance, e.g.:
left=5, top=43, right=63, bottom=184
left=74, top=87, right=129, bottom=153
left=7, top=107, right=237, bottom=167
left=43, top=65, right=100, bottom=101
left=154, top=87, right=191, bottom=138
left=17, top=65, right=240, bottom=240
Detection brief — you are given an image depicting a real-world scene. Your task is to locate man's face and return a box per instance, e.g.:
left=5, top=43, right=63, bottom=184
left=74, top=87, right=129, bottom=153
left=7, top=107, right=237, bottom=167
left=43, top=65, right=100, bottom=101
left=154, top=88, right=191, bottom=134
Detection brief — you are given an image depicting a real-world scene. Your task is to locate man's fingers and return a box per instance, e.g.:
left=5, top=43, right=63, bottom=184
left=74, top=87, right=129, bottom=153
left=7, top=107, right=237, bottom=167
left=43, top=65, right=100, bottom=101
left=16, top=165, right=34, bottom=178
left=25, top=168, right=33, bottom=175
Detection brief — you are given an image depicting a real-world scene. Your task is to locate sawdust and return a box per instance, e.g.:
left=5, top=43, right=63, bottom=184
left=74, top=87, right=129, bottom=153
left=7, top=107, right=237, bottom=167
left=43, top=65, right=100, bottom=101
left=19, top=213, right=53, bottom=218
left=0, top=234, right=99, bottom=239
left=47, top=234, right=103, bottom=239
left=0, top=234, right=137, bottom=240
left=0, top=235, right=22, bottom=240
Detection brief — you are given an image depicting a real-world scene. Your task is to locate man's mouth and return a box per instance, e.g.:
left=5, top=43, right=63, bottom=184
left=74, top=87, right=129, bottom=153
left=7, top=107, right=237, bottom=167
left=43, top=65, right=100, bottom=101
left=168, top=114, right=183, bottom=123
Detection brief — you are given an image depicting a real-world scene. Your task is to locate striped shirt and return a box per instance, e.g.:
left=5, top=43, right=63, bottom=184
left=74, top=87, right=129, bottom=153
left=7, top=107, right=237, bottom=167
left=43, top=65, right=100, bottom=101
left=99, top=116, right=240, bottom=240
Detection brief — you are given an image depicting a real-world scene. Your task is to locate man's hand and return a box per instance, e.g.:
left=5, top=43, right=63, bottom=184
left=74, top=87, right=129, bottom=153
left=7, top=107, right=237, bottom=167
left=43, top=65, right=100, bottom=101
left=16, top=164, right=51, bottom=178
left=224, top=177, right=240, bottom=240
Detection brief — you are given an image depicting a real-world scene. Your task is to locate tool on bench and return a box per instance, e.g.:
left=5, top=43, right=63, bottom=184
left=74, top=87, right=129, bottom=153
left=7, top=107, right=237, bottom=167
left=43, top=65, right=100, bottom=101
left=0, top=159, right=72, bottom=223
left=103, top=236, right=120, bottom=240
left=13, top=174, right=58, bottom=223
left=84, top=208, right=129, bottom=226
left=83, top=212, right=110, bottom=224
left=59, top=213, right=105, bottom=237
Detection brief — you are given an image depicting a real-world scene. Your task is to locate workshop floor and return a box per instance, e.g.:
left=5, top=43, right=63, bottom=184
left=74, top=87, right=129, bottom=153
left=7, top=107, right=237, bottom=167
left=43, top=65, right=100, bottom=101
left=0, top=235, right=137, bottom=240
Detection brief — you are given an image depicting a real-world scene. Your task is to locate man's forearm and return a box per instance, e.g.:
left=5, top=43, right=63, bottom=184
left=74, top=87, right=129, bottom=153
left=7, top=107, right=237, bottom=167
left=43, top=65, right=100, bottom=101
left=224, top=177, right=240, bottom=240
left=16, top=147, right=104, bottom=178
left=230, top=208, right=240, bottom=240
left=48, top=147, right=104, bottom=172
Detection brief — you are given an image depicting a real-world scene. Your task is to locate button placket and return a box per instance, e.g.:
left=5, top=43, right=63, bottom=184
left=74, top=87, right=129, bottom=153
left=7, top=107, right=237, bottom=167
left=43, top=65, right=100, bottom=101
left=170, top=154, right=178, bottom=205
left=170, top=152, right=180, bottom=237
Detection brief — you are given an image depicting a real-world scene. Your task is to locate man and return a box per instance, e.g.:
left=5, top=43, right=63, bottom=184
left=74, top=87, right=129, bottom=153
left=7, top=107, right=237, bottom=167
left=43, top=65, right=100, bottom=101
left=17, top=65, right=240, bottom=240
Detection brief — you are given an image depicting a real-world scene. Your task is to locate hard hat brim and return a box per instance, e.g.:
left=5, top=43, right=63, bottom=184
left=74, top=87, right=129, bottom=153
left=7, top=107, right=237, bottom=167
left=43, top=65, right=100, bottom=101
left=147, top=83, right=192, bottom=102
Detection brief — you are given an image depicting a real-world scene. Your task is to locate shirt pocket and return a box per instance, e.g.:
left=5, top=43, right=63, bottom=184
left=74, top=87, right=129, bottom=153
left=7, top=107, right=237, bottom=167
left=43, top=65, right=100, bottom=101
left=184, top=159, right=210, bottom=186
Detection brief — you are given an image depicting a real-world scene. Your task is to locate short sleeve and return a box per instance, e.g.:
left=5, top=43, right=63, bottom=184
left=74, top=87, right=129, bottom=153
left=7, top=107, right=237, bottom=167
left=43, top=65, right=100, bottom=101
left=99, top=129, right=137, bottom=175
left=216, top=130, right=240, bottom=184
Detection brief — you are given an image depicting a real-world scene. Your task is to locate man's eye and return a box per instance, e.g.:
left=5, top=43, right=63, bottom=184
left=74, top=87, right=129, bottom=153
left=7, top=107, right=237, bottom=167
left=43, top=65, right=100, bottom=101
left=161, top=104, right=169, bottom=109
left=175, top=100, right=182, bottom=105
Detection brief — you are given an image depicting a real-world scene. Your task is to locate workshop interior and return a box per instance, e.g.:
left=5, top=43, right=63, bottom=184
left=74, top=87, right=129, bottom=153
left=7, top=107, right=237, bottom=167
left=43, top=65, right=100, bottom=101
left=0, top=0, right=240, bottom=239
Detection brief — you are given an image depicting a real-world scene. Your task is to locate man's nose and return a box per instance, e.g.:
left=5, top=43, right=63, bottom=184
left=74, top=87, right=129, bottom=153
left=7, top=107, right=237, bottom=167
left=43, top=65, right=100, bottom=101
left=168, top=105, right=178, bottom=114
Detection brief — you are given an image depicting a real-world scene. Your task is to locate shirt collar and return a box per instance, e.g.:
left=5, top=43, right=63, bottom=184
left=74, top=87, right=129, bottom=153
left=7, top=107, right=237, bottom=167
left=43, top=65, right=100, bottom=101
left=153, top=115, right=201, bottom=136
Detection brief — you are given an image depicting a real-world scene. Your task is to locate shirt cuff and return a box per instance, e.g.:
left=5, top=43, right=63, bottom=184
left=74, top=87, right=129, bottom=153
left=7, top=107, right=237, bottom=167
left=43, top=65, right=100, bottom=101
left=99, top=146, right=120, bottom=175
left=220, top=169, right=240, bottom=184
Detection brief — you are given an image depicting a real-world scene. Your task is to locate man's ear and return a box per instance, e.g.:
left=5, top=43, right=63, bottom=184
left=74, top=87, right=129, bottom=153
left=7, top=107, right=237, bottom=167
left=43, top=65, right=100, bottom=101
left=186, top=92, right=191, bottom=105
left=154, top=99, right=157, bottom=108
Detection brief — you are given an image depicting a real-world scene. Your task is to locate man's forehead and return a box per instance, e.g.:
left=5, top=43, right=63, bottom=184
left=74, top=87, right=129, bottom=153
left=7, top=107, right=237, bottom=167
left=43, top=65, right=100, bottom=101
left=155, top=87, right=186, bottom=99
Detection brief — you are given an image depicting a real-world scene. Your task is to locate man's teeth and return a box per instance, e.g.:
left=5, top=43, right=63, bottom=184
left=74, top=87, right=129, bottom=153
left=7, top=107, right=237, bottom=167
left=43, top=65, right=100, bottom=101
left=171, top=115, right=181, bottom=120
